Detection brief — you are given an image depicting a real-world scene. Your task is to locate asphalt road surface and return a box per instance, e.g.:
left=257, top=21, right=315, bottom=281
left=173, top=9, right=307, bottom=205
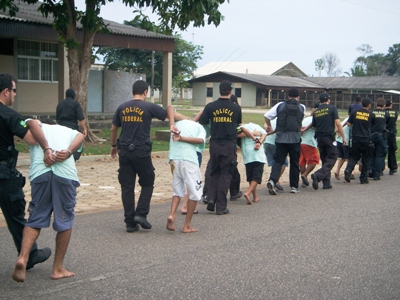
left=1, top=175, right=400, bottom=300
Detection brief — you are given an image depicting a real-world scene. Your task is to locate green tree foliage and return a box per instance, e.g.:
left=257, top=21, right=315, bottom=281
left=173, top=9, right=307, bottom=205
left=97, top=30, right=203, bottom=95
left=349, top=43, right=400, bottom=76
left=0, top=0, right=227, bottom=141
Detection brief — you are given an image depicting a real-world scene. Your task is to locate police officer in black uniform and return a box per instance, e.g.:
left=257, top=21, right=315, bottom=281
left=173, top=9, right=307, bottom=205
left=56, top=88, right=87, bottom=160
left=307, top=92, right=347, bottom=190
left=199, top=80, right=242, bottom=215
left=344, top=98, right=375, bottom=184
left=111, top=80, right=179, bottom=232
left=384, top=99, right=398, bottom=175
left=369, top=98, right=389, bottom=180
left=229, top=94, right=243, bottom=200
left=265, top=88, right=305, bottom=194
left=0, top=73, right=52, bottom=269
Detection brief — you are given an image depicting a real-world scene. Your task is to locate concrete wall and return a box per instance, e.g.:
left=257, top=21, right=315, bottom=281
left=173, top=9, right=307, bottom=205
left=239, top=82, right=257, bottom=107
left=191, top=81, right=258, bottom=107
left=192, top=82, right=208, bottom=106
left=16, top=82, right=58, bottom=114
left=103, top=70, right=146, bottom=113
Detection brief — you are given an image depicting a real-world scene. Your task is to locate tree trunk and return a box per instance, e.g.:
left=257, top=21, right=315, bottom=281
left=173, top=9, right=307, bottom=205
left=65, top=0, right=101, bottom=142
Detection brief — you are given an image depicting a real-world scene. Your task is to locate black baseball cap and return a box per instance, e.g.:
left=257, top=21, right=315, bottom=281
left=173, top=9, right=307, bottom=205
left=219, top=80, right=233, bottom=92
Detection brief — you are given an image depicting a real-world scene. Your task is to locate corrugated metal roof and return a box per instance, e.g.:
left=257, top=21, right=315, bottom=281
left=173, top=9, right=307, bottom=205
left=189, top=71, right=325, bottom=89
left=0, top=1, right=173, bottom=40
left=194, top=61, right=289, bottom=76
left=303, top=76, right=400, bottom=90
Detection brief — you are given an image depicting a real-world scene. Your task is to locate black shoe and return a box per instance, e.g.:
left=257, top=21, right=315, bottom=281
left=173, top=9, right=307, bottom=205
left=133, top=216, right=152, bottom=229
left=373, top=177, right=380, bottom=181
left=216, top=208, right=230, bottom=215
left=322, top=185, right=332, bottom=189
left=301, top=175, right=309, bottom=187
left=389, top=169, right=397, bottom=175
left=344, top=170, right=351, bottom=183
left=206, top=199, right=215, bottom=212
left=311, top=174, right=318, bottom=190
left=126, top=224, right=140, bottom=232
left=230, top=191, right=243, bottom=200
left=26, top=247, right=52, bottom=270
left=368, top=173, right=374, bottom=178
left=202, top=195, right=208, bottom=204
left=350, top=174, right=356, bottom=180
left=360, top=179, right=369, bottom=184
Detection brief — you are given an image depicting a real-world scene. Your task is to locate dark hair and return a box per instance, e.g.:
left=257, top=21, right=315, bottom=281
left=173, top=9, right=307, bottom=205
left=376, top=98, right=385, bottom=107
left=0, top=73, right=16, bottom=93
left=40, top=118, right=57, bottom=125
left=132, top=80, right=148, bottom=95
left=230, top=94, right=238, bottom=104
left=362, top=97, right=372, bottom=108
left=288, top=88, right=300, bottom=98
left=355, top=96, right=361, bottom=103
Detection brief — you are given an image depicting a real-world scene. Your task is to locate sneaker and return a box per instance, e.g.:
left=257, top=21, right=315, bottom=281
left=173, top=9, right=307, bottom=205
left=230, top=191, right=243, bottom=200
left=344, top=170, right=351, bottom=183
left=311, top=174, right=319, bottom=190
left=26, top=247, right=52, bottom=270
left=389, top=169, right=397, bottom=175
left=202, top=195, right=208, bottom=204
left=290, top=187, right=299, bottom=193
left=267, top=180, right=277, bottom=195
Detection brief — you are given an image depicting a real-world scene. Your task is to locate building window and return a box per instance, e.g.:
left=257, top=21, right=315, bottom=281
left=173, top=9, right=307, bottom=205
left=207, top=87, right=213, bottom=97
left=17, top=40, right=58, bottom=82
left=234, top=88, right=242, bottom=98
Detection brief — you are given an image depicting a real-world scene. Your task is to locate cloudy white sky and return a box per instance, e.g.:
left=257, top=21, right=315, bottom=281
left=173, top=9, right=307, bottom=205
left=76, top=0, right=400, bottom=77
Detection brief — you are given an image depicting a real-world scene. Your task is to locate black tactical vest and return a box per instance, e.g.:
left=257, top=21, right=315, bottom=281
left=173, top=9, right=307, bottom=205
left=276, top=99, right=304, bottom=133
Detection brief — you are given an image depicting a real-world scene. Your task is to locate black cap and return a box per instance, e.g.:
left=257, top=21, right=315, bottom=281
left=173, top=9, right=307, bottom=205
left=313, top=101, right=320, bottom=109
left=319, top=92, right=330, bottom=102
left=288, top=88, right=300, bottom=97
left=386, top=99, right=393, bottom=106
left=219, top=80, right=233, bottom=92
left=66, top=88, right=75, bottom=99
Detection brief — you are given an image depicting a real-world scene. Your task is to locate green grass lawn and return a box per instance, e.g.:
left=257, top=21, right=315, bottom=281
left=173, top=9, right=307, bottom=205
left=14, top=108, right=400, bottom=161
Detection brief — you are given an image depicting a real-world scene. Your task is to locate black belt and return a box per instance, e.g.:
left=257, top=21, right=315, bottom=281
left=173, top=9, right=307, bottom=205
left=120, top=144, right=148, bottom=150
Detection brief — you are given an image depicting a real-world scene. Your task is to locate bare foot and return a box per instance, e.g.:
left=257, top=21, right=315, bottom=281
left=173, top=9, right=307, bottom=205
left=51, top=268, right=75, bottom=280
left=182, top=226, right=198, bottom=233
left=334, top=172, right=340, bottom=180
left=166, top=216, right=175, bottom=231
left=253, top=197, right=259, bottom=202
left=12, top=259, right=26, bottom=282
left=244, top=193, right=252, bottom=205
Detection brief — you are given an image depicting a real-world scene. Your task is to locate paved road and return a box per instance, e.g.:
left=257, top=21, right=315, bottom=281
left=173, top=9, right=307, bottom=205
left=1, top=168, right=400, bottom=299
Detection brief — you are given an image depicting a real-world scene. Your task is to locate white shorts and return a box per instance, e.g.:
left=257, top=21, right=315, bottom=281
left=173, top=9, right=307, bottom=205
left=170, top=160, right=203, bottom=201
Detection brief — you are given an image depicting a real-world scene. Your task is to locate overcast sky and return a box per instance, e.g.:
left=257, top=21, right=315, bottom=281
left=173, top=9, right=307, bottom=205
left=76, top=0, right=400, bottom=77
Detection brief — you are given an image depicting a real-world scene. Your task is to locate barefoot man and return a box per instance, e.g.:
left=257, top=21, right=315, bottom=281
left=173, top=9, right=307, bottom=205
left=12, top=118, right=84, bottom=282
left=166, top=119, right=205, bottom=233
